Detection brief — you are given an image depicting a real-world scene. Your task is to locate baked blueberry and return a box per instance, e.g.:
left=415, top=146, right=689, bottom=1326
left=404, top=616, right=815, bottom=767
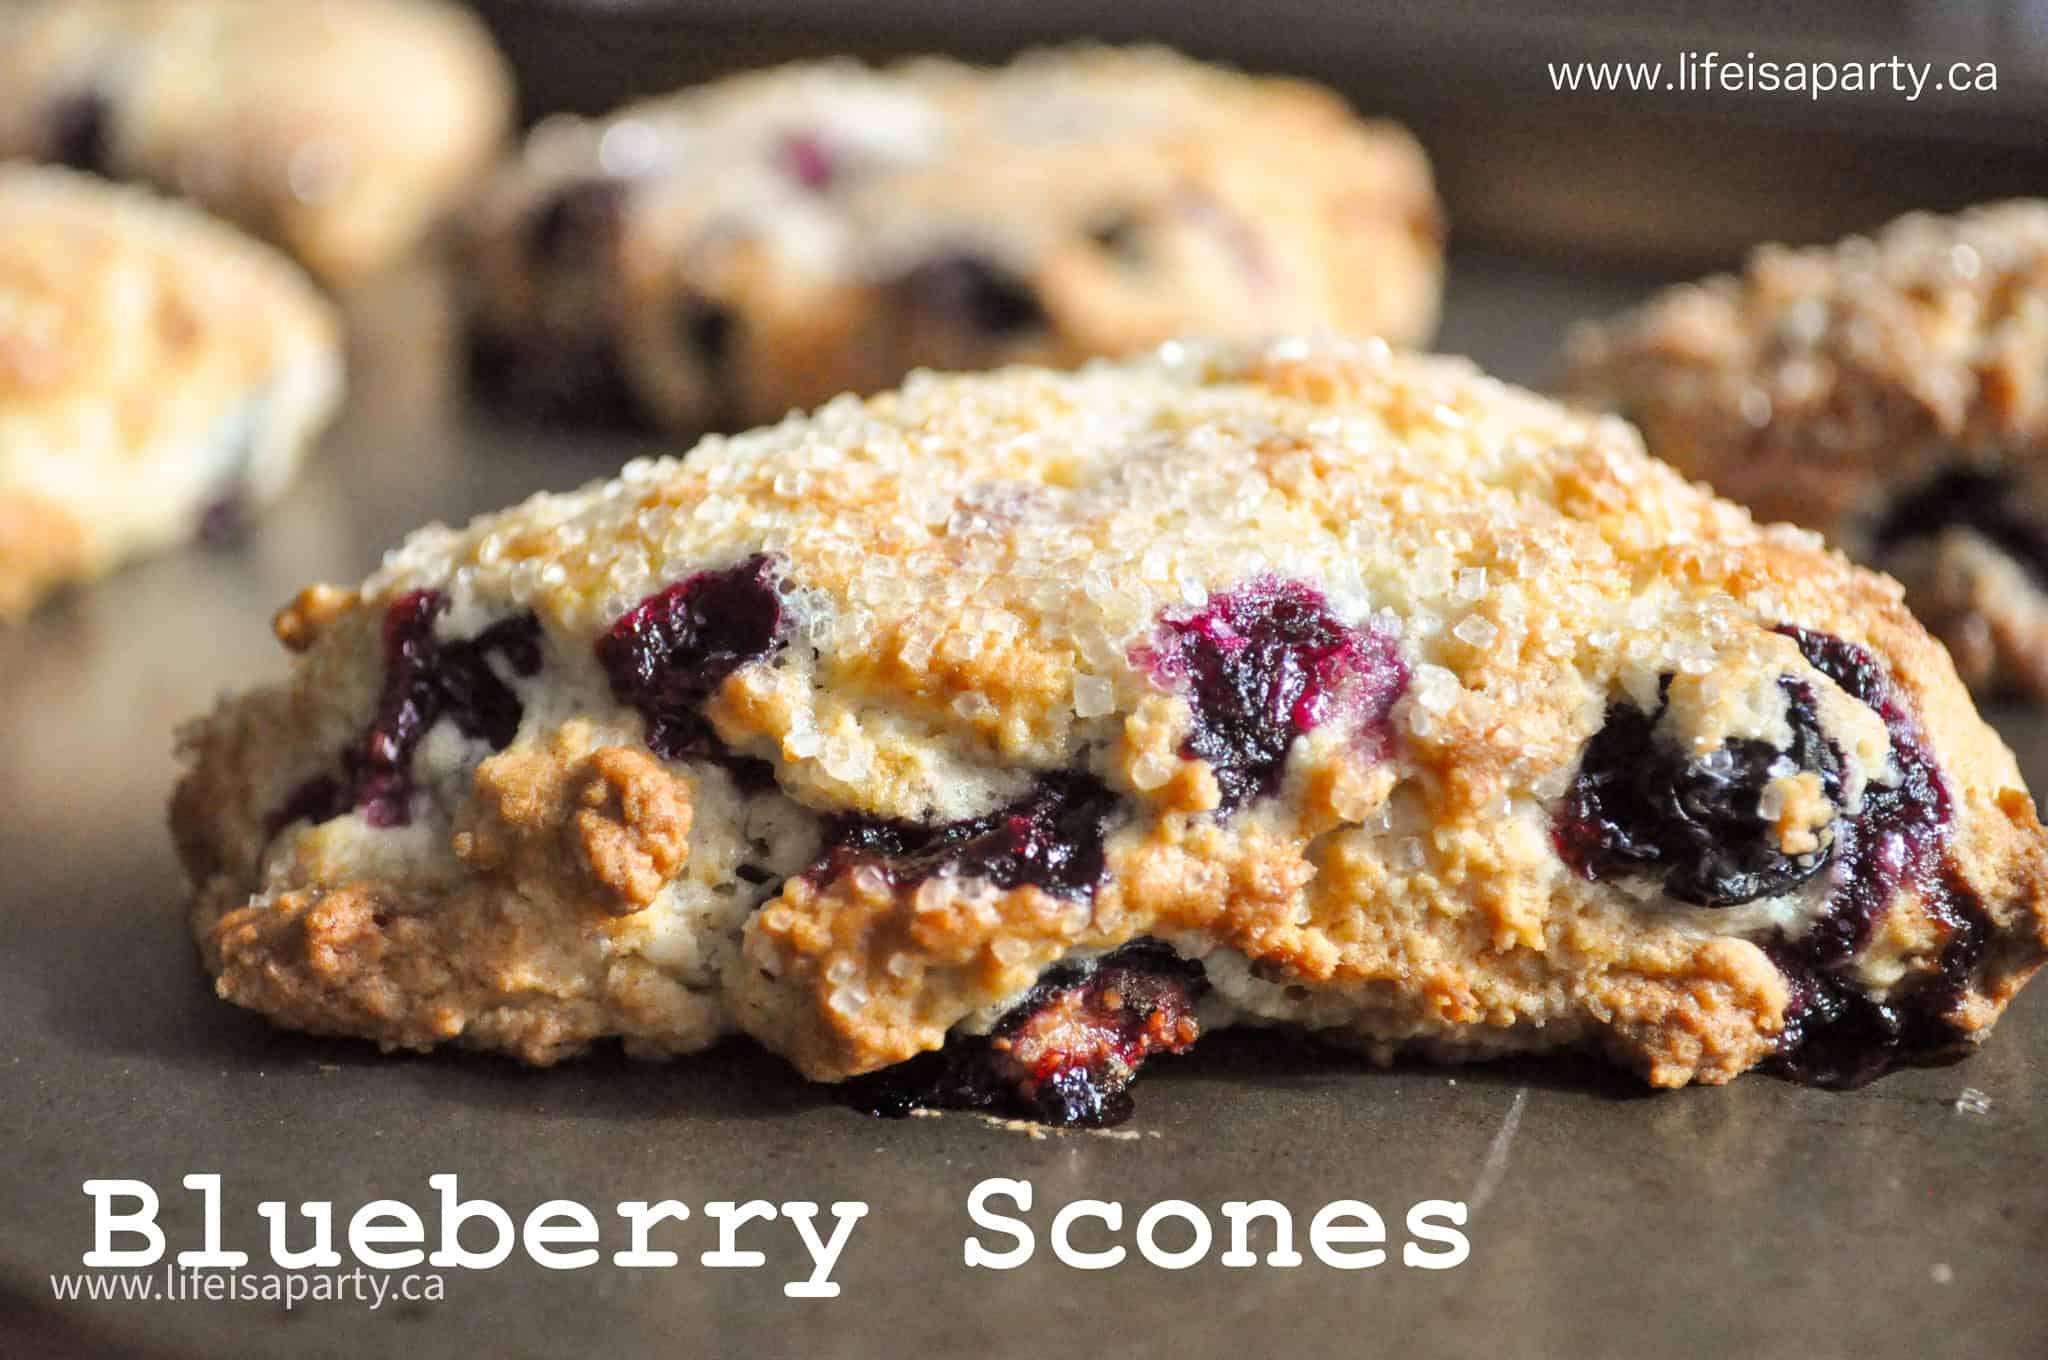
left=1137, top=576, right=1407, bottom=811
left=1874, top=467, right=2048, bottom=587
left=844, top=939, right=1205, bottom=1127
left=900, top=252, right=1048, bottom=337
left=527, top=176, right=632, bottom=268
left=596, top=555, right=787, bottom=764
left=815, top=771, right=1119, bottom=900
left=42, top=90, right=114, bottom=174
left=1555, top=678, right=1841, bottom=906
left=267, top=592, right=542, bottom=833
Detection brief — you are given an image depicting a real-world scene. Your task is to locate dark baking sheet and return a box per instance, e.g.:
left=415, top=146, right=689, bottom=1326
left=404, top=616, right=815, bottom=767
left=3, top=254, right=2045, bottom=1359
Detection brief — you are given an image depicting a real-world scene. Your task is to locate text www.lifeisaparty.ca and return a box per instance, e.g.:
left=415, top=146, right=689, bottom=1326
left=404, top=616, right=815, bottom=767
left=54, top=1174, right=1473, bottom=1308
left=1549, top=51, right=1999, bottom=99
left=50, top=1265, right=444, bottom=1312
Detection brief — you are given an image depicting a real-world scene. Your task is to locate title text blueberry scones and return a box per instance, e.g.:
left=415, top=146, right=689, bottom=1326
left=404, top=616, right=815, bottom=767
left=172, top=340, right=2048, bottom=1124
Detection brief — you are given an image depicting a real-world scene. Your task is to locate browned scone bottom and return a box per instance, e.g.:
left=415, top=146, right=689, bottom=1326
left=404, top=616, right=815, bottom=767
left=172, top=340, right=2048, bottom=1125
left=1564, top=200, right=2048, bottom=702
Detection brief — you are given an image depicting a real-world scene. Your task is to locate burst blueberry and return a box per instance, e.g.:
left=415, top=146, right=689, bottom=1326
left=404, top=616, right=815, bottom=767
left=266, top=592, right=543, bottom=834
left=815, top=771, right=1119, bottom=900
left=1554, top=677, right=1841, bottom=906
left=1134, top=576, right=1407, bottom=811
left=843, top=939, right=1206, bottom=1127
left=595, top=554, right=787, bottom=763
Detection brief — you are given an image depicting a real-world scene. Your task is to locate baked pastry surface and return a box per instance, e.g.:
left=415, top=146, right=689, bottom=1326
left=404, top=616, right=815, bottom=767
left=0, top=0, right=512, bottom=285
left=172, top=339, right=2048, bottom=1122
left=461, top=47, right=1442, bottom=432
left=1564, top=201, right=2048, bottom=701
left=0, top=163, right=340, bottom=618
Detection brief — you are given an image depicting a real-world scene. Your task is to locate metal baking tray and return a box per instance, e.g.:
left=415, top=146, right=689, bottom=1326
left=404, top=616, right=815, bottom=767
left=3, top=250, right=2043, bottom=1358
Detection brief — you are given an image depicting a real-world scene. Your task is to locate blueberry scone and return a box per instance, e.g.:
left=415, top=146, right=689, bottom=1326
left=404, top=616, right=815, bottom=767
left=461, top=47, right=1441, bottom=432
left=1563, top=202, right=2048, bottom=702
left=0, top=0, right=512, bottom=286
left=0, top=164, right=340, bottom=619
left=172, top=339, right=2048, bottom=1124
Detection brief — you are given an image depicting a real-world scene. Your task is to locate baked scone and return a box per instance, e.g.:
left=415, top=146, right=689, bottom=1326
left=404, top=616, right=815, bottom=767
left=0, top=163, right=341, bottom=619
left=1563, top=202, right=2048, bottom=702
left=0, top=0, right=512, bottom=286
left=461, top=47, right=1442, bottom=432
left=171, top=339, right=2048, bottom=1125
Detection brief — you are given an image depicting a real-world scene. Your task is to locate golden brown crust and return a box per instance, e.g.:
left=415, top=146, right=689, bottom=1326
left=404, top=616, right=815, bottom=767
left=173, top=339, right=2048, bottom=1091
left=0, top=0, right=512, bottom=284
left=0, top=488, right=89, bottom=620
left=1563, top=200, right=2048, bottom=701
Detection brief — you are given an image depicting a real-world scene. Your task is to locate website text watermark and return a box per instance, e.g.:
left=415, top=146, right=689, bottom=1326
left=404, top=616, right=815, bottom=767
left=1549, top=51, right=1999, bottom=100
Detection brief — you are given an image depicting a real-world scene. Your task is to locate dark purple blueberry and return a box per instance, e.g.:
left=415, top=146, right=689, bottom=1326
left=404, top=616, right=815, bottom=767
left=1874, top=465, right=2048, bottom=585
left=262, top=593, right=542, bottom=836
left=899, top=252, right=1048, bottom=337
left=815, top=771, right=1120, bottom=901
left=1764, top=888, right=1988, bottom=1089
left=1132, top=576, right=1407, bottom=812
left=677, top=297, right=735, bottom=370
left=843, top=938, right=1207, bottom=1127
left=44, top=91, right=114, bottom=174
left=527, top=176, right=632, bottom=268
left=595, top=555, right=787, bottom=763
left=778, top=133, right=835, bottom=191
left=1774, top=625, right=1951, bottom=962
left=195, top=490, right=251, bottom=547
left=261, top=774, right=347, bottom=842
left=1755, top=626, right=1982, bottom=1086
left=1554, top=677, right=1841, bottom=906
left=1087, top=212, right=1144, bottom=263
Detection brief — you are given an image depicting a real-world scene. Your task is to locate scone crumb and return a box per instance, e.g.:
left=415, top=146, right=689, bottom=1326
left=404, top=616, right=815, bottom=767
left=274, top=584, right=360, bottom=651
left=456, top=729, right=695, bottom=916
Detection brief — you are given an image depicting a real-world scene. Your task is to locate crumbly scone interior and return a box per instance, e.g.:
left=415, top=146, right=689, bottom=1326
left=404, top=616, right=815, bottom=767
left=1562, top=200, right=2048, bottom=698
left=0, top=164, right=341, bottom=614
left=173, top=339, right=2048, bottom=1106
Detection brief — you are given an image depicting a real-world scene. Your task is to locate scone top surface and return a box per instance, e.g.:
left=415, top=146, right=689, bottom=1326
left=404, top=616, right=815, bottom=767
left=1564, top=200, right=2048, bottom=539
left=0, top=0, right=512, bottom=283
left=465, top=45, right=1441, bottom=430
left=0, top=163, right=340, bottom=615
left=0, top=163, right=336, bottom=429
left=177, top=339, right=2048, bottom=1097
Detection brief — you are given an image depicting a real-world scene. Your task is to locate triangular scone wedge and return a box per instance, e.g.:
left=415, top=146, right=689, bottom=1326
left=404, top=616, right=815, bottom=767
left=172, top=338, right=2048, bottom=1125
